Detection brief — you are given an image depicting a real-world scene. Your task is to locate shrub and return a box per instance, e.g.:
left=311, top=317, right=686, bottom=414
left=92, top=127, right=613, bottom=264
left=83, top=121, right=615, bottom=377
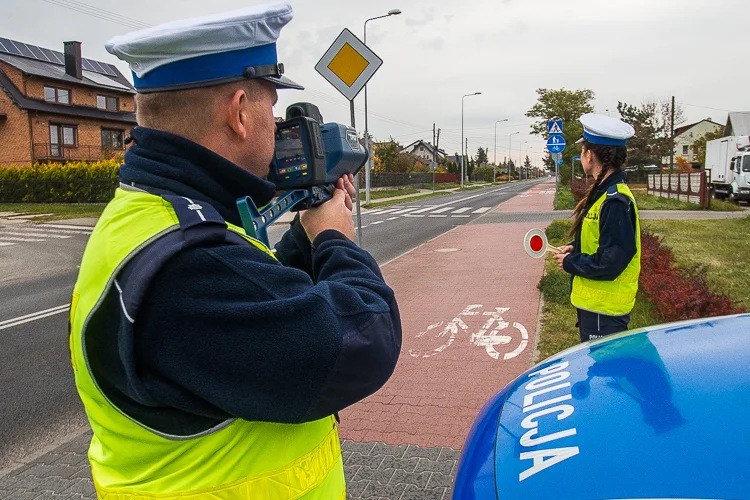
left=570, top=178, right=591, bottom=202
left=0, top=158, right=121, bottom=203
left=639, top=230, right=745, bottom=321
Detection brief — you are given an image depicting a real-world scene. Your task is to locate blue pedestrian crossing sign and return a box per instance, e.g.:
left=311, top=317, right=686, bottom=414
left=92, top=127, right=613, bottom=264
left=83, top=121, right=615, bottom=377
left=548, top=120, right=564, bottom=135
left=547, top=135, right=566, bottom=154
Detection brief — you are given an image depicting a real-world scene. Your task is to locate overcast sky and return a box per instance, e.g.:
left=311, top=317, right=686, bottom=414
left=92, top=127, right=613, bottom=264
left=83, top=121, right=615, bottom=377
left=4, top=0, right=749, bottom=166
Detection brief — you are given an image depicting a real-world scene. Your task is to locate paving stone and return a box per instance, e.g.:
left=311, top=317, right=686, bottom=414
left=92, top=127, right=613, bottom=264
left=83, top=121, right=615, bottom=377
left=61, top=478, right=96, bottom=497
left=400, top=484, right=447, bottom=500
left=47, top=454, right=88, bottom=468
left=371, top=443, right=408, bottom=459
left=437, top=448, right=461, bottom=463
left=0, top=475, right=23, bottom=489
left=0, top=490, right=41, bottom=500
left=404, top=445, right=441, bottom=461
left=426, top=472, right=454, bottom=489
left=389, top=469, right=430, bottom=489
left=414, top=458, right=454, bottom=475
left=344, top=464, right=361, bottom=481
left=346, top=453, right=386, bottom=469
left=381, top=456, right=419, bottom=473
left=346, top=478, right=369, bottom=498
left=361, top=481, right=407, bottom=499
left=341, top=441, right=376, bottom=455
left=352, top=466, right=396, bottom=484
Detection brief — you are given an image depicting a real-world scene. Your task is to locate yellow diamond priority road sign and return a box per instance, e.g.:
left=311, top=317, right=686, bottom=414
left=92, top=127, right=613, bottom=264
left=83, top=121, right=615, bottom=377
left=315, top=28, right=383, bottom=101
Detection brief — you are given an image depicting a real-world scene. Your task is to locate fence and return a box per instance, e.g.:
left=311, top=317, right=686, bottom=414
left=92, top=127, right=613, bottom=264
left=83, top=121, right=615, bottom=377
left=32, top=143, right=123, bottom=163
left=361, top=172, right=458, bottom=189
left=647, top=171, right=709, bottom=208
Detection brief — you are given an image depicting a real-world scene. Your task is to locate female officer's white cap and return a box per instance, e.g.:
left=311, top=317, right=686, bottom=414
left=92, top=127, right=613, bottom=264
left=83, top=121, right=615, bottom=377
left=575, top=113, right=635, bottom=146
left=105, top=2, right=303, bottom=93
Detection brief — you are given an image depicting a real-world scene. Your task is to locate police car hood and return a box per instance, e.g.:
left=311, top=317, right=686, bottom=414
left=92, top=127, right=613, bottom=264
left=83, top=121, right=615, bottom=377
left=453, top=314, right=750, bottom=500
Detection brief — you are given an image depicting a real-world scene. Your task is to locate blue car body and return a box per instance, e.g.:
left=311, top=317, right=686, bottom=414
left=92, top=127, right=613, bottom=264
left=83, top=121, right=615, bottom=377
left=453, top=315, right=750, bottom=499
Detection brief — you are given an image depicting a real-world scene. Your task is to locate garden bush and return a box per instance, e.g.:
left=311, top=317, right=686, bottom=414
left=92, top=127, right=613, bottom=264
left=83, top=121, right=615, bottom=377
left=640, top=230, right=745, bottom=321
left=0, top=158, right=121, bottom=203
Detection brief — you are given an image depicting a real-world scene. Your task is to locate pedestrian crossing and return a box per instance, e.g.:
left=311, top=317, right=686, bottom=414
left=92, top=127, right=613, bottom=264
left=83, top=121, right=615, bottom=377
left=0, top=223, right=93, bottom=248
left=363, top=205, right=494, bottom=218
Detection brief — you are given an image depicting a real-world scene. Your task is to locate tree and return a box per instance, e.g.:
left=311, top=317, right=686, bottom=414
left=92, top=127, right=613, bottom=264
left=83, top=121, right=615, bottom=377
left=446, top=159, right=458, bottom=175
left=523, top=155, right=532, bottom=170
left=373, top=139, right=401, bottom=172
left=526, top=88, right=595, bottom=182
left=675, top=156, right=693, bottom=173
left=507, top=159, right=517, bottom=179
left=692, top=128, right=725, bottom=168
left=617, top=98, right=686, bottom=173
left=392, top=152, right=415, bottom=173
left=475, top=147, right=488, bottom=167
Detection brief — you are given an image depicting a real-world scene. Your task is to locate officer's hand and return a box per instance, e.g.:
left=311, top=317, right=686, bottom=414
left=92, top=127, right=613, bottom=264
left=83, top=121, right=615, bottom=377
left=553, top=252, right=570, bottom=271
left=559, top=245, right=574, bottom=254
left=337, top=174, right=356, bottom=211
left=300, top=187, right=355, bottom=243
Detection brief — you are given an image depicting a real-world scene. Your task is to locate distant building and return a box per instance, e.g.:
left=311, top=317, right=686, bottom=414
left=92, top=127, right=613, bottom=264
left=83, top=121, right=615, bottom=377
left=401, top=140, right=445, bottom=164
left=669, top=119, right=724, bottom=165
left=0, top=37, right=136, bottom=166
left=724, top=111, right=750, bottom=137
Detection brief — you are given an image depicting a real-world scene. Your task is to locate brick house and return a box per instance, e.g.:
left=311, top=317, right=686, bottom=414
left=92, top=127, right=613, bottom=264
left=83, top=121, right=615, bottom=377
left=0, top=37, right=136, bottom=166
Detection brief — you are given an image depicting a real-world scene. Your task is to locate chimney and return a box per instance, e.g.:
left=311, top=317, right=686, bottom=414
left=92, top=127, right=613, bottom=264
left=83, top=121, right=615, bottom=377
left=63, top=41, right=82, bottom=79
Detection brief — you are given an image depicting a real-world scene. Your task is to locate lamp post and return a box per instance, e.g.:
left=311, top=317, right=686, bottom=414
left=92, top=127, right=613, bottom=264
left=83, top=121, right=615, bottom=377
left=461, top=92, right=481, bottom=188
left=493, top=119, right=508, bottom=183
left=519, top=141, right=528, bottom=179
left=364, top=9, right=401, bottom=206
left=508, top=131, right=520, bottom=181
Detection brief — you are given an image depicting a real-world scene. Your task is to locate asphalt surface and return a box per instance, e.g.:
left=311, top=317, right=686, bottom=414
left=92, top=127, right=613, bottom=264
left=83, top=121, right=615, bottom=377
left=0, top=179, right=545, bottom=472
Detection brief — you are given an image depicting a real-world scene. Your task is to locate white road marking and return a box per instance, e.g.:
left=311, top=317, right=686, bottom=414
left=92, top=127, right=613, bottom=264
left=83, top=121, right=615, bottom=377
left=392, top=207, right=420, bottom=215
left=387, top=217, right=399, bottom=221
left=373, top=209, right=400, bottom=215
left=410, top=205, right=439, bottom=214
left=0, top=242, right=15, bottom=247
left=38, top=224, right=94, bottom=232
left=0, top=304, right=71, bottom=330
left=1, top=231, right=73, bottom=239
left=472, top=207, right=492, bottom=214
left=371, top=221, right=384, bottom=225
left=430, top=207, right=456, bottom=214
left=429, top=215, right=448, bottom=218
left=403, top=214, right=426, bottom=218
left=452, top=215, right=471, bottom=218
left=451, top=207, right=473, bottom=214
left=0, top=237, right=45, bottom=242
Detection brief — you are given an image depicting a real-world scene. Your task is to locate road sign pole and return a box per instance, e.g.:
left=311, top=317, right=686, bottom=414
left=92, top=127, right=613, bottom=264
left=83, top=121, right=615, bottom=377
left=351, top=100, right=362, bottom=247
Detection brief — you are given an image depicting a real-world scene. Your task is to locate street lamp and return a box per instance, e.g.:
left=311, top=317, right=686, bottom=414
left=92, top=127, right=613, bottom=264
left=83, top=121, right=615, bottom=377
left=508, top=132, right=520, bottom=181
left=461, top=92, right=482, bottom=188
left=363, top=8, right=402, bottom=205
left=493, top=119, right=508, bottom=183
left=519, top=141, right=528, bottom=179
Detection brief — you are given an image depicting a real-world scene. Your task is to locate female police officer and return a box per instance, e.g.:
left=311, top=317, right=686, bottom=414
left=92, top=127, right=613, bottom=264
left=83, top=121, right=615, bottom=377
left=553, top=114, right=641, bottom=342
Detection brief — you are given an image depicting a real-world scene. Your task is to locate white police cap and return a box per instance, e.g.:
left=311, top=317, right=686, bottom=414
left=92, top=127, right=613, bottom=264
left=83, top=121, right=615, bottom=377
left=576, top=113, right=635, bottom=146
left=105, top=2, right=303, bottom=93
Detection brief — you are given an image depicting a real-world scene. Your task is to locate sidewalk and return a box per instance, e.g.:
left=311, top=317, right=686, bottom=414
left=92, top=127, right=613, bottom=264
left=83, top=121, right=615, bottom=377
left=0, top=181, right=569, bottom=498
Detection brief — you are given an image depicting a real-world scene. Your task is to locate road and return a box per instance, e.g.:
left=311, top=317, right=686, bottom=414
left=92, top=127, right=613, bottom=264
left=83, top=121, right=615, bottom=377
left=0, top=179, right=544, bottom=472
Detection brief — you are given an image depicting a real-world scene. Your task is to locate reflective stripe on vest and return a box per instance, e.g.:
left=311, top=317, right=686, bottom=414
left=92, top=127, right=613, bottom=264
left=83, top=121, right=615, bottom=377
left=69, top=188, right=345, bottom=499
left=570, top=183, right=642, bottom=316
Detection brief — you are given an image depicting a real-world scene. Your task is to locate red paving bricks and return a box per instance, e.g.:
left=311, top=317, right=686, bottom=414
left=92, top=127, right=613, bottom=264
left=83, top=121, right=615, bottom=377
left=338, top=181, right=557, bottom=450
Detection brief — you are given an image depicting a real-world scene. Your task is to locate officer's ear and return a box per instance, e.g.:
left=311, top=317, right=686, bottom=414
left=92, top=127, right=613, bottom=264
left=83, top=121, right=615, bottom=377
left=227, top=88, right=250, bottom=140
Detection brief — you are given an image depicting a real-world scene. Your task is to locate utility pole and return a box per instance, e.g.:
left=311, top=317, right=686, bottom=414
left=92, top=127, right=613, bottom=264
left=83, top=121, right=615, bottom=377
left=433, top=123, right=437, bottom=191
left=669, top=95, right=676, bottom=172
left=465, top=138, right=469, bottom=183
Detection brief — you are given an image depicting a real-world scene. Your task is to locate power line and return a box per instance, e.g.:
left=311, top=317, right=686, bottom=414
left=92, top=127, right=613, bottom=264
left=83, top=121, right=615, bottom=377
left=41, top=0, right=152, bottom=30
left=677, top=102, right=733, bottom=113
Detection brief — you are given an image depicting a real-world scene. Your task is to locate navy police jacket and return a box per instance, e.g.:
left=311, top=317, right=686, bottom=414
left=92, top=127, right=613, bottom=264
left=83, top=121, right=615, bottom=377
left=113, top=127, right=402, bottom=424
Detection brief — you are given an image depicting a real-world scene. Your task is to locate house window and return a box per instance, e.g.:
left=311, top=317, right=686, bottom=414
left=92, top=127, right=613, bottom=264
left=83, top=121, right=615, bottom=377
left=44, top=86, right=70, bottom=104
left=49, top=123, right=78, bottom=156
left=682, top=145, right=689, bottom=155
left=101, top=128, right=124, bottom=150
left=97, top=95, right=119, bottom=111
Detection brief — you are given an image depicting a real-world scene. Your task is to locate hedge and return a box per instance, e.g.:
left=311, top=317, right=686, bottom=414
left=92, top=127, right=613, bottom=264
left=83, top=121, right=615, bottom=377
left=640, top=230, right=745, bottom=321
left=0, top=158, right=121, bottom=203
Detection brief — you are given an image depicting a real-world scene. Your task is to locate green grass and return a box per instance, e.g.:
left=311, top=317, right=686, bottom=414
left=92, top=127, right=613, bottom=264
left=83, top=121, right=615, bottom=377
left=642, top=217, right=750, bottom=310
left=537, top=219, right=659, bottom=361
left=360, top=188, right=419, bottom=200
left=423, top=183, right=460, bottom=190
left=555, top=185, right=575, bottom=210
left=536, top=217, right=750, bottom=361
left=362, top=192, right=448, bottom=209
left=554, top=185, right=744, bottom=212
left=0, top=203, right=106, bottom=222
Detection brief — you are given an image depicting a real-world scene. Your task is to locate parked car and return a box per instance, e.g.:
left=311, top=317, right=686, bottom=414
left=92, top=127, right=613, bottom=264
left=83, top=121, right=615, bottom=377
left=453, top=314, right=750, bottom=499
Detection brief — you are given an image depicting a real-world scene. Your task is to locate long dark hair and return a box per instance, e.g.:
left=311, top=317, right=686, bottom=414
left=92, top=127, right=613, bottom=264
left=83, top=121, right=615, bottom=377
left=569, top=141, right=628, bottom=237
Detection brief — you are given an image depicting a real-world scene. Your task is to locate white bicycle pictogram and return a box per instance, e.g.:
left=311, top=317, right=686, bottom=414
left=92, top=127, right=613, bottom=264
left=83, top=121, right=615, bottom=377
left=408, top=305, right=529, bottom=360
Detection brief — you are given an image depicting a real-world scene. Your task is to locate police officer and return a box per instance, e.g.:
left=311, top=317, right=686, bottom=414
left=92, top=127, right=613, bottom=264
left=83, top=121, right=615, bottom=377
left=69, top=3, right=401, bottom=498
left=553, top=114, right=641, bottom=342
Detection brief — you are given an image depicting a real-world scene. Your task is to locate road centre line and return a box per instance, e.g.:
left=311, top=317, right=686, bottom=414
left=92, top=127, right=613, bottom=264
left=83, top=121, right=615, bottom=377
left=0, top=304, right=71, bottom=330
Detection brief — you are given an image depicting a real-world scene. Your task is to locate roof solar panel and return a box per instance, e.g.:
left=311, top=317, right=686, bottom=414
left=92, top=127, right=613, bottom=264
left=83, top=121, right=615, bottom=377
left=48, top=49, right=65, bottom=64
left=81, top=59, right=95, bottom=71
left=28, top=44, right=49, bottom=61
left=17, top=42, right=35, bottom=58
left=0, top=38, right=22, bottom=56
